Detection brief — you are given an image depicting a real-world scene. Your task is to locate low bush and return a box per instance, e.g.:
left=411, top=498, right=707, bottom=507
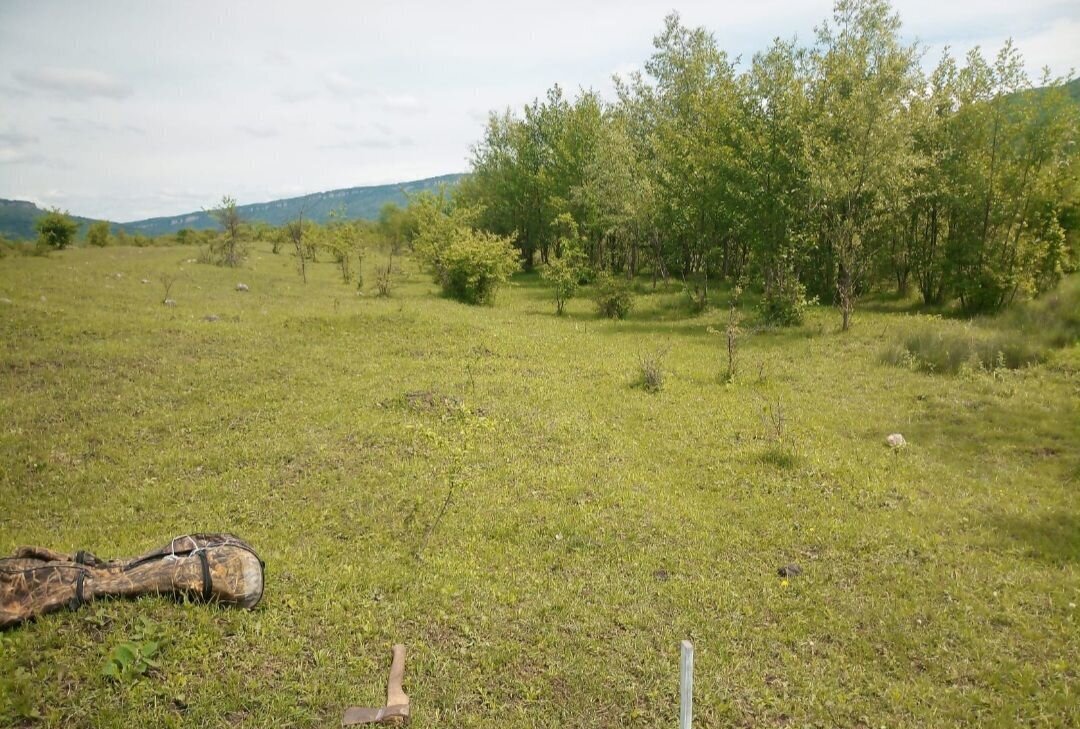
left=635, top=346, right=670, bottom=393
left=760, top=277, right=812, bottom=326
left=593, top=273, right=634, bottom=319
left=437, top=229, right=519, bottom=305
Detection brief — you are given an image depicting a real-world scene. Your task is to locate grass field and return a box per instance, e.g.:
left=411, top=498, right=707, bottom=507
left=1, top=243, right=1078, bottom=728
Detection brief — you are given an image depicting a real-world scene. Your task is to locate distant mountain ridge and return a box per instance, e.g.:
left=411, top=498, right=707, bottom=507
left=119, top=173, right=464, bottom=236
left=0, top=199, right=103, bottom=241
left=0, top=173, right=465, bottom=240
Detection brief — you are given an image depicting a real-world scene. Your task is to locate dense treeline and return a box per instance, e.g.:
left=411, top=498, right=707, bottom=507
left=456, top=0, right=1078, bottom=324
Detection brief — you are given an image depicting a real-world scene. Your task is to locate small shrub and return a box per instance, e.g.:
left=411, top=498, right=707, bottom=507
left=86, top=221, right=110, bottom=248
left=159, top=273, right=178, bottom=303
left=375, top=256, right=394, bottom=298
left=760, top=277, right=812, bottom=326
left=101, top=618, right=163, bottom=683
left=593, top=273, right=634, bottom=319
left=437, top=230, right=519, bottom=305
left=542, top=254, right=583, bottom=315
left=635, top=346, right=670, bottom=393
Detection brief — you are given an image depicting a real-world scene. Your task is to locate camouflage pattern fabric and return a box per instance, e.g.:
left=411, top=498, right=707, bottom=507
left=0, top=534, right=264, bottom=629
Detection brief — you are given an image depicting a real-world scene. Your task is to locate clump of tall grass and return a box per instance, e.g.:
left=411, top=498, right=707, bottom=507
left=996, top=275, right=1080, bottom=349
left=882, top=327, right=1044, bottom=374
left=883, top=275, right=1080, bottom=375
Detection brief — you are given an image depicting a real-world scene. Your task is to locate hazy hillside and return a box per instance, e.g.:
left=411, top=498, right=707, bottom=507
left=119, top=173, right=464, bottom=236
left=0, top=173, right=464, bottom=241
left=0, top=199, right=103, bottom=241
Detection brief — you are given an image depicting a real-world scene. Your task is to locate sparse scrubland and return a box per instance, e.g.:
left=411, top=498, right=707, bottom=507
left=2, top=0, right=1079, bottom=726
left=1, top=241, right=1078, bottom=728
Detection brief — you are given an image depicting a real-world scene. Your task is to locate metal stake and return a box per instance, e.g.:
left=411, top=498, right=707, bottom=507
left=680, top=640, right=694, bottom=729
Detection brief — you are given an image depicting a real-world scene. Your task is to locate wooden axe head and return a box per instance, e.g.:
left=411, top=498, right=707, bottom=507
left=342, top=644, right=410, bottom=726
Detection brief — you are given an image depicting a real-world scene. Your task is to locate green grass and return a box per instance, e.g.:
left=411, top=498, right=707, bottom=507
left=2, top=244, right=1078, bottom=728
left=881, top=275, right=1080, bottom=374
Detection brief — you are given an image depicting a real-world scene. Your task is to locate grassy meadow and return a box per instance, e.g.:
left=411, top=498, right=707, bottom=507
left=1, top=243, right=1078, bottom=728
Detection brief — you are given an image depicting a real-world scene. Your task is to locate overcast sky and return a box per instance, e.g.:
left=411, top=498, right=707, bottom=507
left=1, top=0, right=1077, bottom=222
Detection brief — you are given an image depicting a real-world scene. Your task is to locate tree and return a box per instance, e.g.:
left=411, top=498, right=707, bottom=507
left=285, top=204, right=312, bottom=282
left=741, top=39, right=814, bottom=324
left=86, top=220, right=110, bottom=248
left=208, top=196, right=246, bottom=266
left=412, top=194, right=519, bottom=304
left=35, top=208, right=78, bottom=250
left=806, top=0, right=919, bottom=330
left=541, top=213, right=586, bottom=314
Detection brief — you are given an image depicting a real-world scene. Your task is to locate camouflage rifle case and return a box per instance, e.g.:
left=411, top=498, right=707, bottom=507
left=0, top=533, right=264, bottom=629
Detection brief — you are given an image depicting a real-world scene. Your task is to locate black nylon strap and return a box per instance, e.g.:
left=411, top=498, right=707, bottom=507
left=75, top=550, right=88, bottom=565
left=197, top=550, right=212, bottom=602
left=72, top=569, right=86, bottom=607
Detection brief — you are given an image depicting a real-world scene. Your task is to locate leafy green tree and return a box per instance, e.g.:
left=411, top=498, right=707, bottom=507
left=541, top=213, right=586, bottom=314
left=740, top=39, right=814, bottom=324
left=412, top=194, right=519, bottom=304
left=378, top=202, right=418, bottom=254
left=35, top=208, right=78, bottom=250
left=208, top=195, right=246, bottom=266
left=86, top=220, right=110, bottom=248
left=806, top=0, right=919, bottom=330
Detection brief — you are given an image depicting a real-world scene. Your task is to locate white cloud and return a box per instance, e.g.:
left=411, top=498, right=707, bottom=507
left=381, top=94, right=426, bottom=113
left=237, top=124, right=279, bottom=139
left=0, top=130, right=38, bottom=146
left=12, top=67, right=132, bottom=100
left=325, top=71, right=373, bottom=99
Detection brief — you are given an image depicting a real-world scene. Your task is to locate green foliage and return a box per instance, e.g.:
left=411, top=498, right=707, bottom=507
left=412, top=194, right=519, bottom=305
left=208, top=195, right=246, bottom=267
left=592, top=272, right=635, bottom=319
left=883, top=326, right=1043, bottom=374
left=541, top=213, right=586, bottom=314
left=457, top=1, right=1078, bottom=326
left=86, top=221, right=110, bottom=248
left=35, top=208, right=78, bottom=250
left=885, top=273, right=1080, bottom=373
left=759, top=275, right=813, bottom=326
left=101, top=618, right=163, bottom=683
left=437, top=229, right=520, bottom=305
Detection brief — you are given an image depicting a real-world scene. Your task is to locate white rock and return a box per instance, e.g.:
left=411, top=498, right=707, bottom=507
left=140, top=278, right=150, bottom=284
left=163, top=298, right=177, bottom=306
left=886, top=433, right=906, bottom=448
left=235, top=283, right=250, bottom=292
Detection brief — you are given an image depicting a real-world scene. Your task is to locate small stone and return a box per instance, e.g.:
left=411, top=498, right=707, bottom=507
left=140, top=278, right=150, bottom=284
left=235, top=283, right=249, bottom=292
left=203, top=314, right=220, bottom=322
left=0, top=298, right=11, bottom=304
left=886, top=433, right=906, bottom=448
left=653, top=569, right=670, bottom=582
left=777, top=564, right=802, bottom=578
left=163, top=298, right=177, bottom=306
